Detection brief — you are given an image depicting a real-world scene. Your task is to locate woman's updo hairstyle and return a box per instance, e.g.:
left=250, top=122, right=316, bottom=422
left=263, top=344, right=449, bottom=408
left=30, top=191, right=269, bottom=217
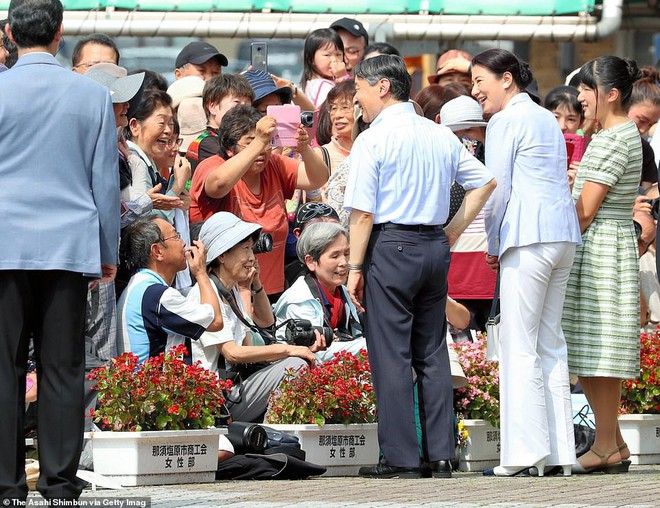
left=575, top=56, right=643, bottom=110
left=471, top=49, right=533, bottom=90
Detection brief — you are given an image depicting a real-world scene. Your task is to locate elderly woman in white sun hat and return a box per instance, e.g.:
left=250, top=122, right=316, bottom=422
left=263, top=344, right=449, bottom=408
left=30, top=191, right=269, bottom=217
left=187, top=212, right=325, bottom=422
left=437, top=95, right=495, bottom=338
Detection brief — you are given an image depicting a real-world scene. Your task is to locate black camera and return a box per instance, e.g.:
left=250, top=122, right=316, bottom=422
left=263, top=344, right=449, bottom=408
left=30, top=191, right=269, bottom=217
left=226, top=421, right=268, bottom=454
left=253, top=233, right=273, bottom=254
left=644, top=198, right=660, bottom=220
left=285, top=319, right=333, bottom=347
left=300, top=110, right=314, bottom=128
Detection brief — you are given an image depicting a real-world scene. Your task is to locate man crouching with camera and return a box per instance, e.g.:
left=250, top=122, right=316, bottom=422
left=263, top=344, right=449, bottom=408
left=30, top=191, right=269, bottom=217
left=187, top=211, right=325, bottom=423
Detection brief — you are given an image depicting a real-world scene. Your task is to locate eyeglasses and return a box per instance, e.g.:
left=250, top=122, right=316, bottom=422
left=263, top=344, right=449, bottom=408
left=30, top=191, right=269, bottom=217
left=166, top=138, right=183, bottom=149
left=72, top=59, right=116, bottom=71
left=160, top=232, right=182, bottom=243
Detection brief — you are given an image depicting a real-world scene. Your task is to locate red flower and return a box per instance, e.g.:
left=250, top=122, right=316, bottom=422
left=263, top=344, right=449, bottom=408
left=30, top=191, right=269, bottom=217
left=621, top=330, right=660, bottom=415
left=265, top=349, right=376, bottom=425
left=88, top=346, right=232, bottom=431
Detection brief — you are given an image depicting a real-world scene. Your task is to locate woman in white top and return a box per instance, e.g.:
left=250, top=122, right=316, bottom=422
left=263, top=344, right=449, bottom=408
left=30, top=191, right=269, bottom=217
left=188, top=212, right=324, bottom=422
left=471, top=49, right=582, bottom=476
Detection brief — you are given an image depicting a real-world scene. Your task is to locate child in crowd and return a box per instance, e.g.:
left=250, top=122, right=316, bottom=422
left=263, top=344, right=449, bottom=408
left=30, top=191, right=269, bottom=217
left=544, top=85, right=588, bottom=187
left=544, top=85, right=585, bottom=135
left=186, top=74, right=254, bottom=172
left=300, top=28, right=349, bottom=108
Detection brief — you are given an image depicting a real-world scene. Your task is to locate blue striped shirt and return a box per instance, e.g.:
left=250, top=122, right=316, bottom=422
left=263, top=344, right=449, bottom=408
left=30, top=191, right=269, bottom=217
left=117, top=269, right=214, bottom=363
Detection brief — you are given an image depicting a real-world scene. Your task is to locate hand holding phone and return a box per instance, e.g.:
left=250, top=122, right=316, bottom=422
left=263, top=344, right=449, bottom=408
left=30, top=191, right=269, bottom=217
left=267, top=104, right=301, bottom=147
left=251, top=42, right=268, bottom=73
left=564, top=133, right=587, bottom=168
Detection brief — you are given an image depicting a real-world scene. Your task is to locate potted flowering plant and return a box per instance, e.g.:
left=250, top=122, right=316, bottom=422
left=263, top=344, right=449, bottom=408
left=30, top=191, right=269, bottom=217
left=264, top=350, right=379, bottom=475
left=452, top=336, right=500, bottom=428
left=86, top=344, right=232, bottom=486
left=265, top=349, right=376, bottom=425
left=621, top=329, right=660, bottom=415
left=451, top=336, right=501, bottom=471
left=89, top=344, right=231, bottom=431
left=618, top=329, right=660, bottom=465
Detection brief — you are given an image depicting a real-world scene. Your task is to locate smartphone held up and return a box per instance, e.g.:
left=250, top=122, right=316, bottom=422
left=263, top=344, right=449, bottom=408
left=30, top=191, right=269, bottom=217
left=250, top=42, right=268, bottom=73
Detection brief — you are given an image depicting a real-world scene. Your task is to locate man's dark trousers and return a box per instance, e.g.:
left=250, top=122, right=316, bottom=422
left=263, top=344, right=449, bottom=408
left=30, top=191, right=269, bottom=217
left=0, top=270, right=89, bottom=501
left=363, top=228, right=454, bottom=468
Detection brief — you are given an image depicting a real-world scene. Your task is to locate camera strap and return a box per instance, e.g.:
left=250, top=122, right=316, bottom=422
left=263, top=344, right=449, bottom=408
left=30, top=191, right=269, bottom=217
left=304, top=274, right=363, bottom=341
left=305, top=275, right=334, bottom=329
left=208, top=273, right=277, bottom=345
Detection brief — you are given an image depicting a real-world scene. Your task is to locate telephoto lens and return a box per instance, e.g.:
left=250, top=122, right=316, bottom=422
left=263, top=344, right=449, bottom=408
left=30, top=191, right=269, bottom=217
left=226, top=422, right=268, bottom=454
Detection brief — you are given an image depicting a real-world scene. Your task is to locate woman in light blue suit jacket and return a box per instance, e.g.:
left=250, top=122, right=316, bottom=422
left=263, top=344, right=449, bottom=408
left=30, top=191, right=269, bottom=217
left=471, top=49, right=582, bottom=477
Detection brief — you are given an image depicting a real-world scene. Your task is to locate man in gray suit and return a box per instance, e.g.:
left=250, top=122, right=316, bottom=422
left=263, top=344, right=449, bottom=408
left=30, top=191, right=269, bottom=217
left=0, top=0, right=119, bottom=503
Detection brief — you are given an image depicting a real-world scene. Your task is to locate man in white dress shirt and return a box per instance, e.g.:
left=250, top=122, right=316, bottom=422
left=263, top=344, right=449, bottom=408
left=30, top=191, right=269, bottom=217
left=344, top=55, right=496, bottom=478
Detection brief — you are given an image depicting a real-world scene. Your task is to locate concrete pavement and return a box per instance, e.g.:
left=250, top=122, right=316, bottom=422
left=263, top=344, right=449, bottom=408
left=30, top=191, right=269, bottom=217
left=36, top=464, right=660, bottom=507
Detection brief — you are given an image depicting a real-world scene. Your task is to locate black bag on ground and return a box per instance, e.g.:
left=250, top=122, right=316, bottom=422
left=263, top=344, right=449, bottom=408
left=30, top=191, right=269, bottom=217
left=215, top=453, right=326, bottom=480
left=262, top=425, right=306, bottom=460
left=574, top=424, right=596, bottom=457
left=573, top=404, right=595, bottom=457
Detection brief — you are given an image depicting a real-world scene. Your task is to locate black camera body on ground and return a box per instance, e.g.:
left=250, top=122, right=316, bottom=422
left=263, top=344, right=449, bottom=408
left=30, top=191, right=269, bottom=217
left=285, top=319, right=333, bottom=348
left=253, top=233, right=273, bottom=254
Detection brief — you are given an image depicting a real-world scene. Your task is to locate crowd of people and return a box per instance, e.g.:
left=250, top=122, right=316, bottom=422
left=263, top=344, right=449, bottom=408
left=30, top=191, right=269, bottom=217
left=3, top=0, right=660, bottom=502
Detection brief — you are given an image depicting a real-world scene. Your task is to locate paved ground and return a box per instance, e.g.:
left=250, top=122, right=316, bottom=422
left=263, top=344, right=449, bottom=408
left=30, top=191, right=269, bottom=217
left=26, top=464, right=660, bottom=507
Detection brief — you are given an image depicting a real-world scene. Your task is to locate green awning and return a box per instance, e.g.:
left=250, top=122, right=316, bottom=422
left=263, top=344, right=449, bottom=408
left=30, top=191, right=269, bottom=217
left=0, top=0, right=597, bottom=15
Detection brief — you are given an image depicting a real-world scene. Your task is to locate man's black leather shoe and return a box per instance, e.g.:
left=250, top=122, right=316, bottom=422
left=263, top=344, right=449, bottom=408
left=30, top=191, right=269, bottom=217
left=429, top=460, right=453, bottom=478
left=358, top=462, right=422, bottom=479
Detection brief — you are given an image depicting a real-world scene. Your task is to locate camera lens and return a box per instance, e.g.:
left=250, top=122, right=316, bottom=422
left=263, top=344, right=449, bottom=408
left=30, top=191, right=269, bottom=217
left=227, top=422, right=268, bottom=453
left=253, top=233, right=273, bottom=254
left=300, top=111, right=314, bottom=128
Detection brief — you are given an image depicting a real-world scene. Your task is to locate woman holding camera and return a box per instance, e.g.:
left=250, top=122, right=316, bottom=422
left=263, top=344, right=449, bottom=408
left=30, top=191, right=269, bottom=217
left=563, top=56, right=643, bottom=474
left=188, top=212, right=325, bottom=422
left=274, top=222, right=367, bottom=362
left=189, top=105, right=328, bottom=302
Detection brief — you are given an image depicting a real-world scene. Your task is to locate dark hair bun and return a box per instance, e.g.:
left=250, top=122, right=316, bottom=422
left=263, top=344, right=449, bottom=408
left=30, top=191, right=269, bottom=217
left=517, top=61, right=533, bottom=89
left=624, top=58, right=643, bottom=82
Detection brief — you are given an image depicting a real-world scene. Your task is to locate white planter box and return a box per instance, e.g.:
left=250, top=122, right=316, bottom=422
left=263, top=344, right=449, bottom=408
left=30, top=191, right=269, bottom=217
left=87, top=428, right=223, bottom=486
left=619, top=414, right=660, bottom=465
left=458, top=419, right=500, bottom=472
left=267, top=423, right=379, bottom=476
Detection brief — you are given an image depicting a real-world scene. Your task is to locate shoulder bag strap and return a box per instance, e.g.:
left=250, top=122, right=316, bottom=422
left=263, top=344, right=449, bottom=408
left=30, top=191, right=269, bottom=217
left=489, top=270, right=500, bottom=319
left=320, top=146, right=332, bottom=175
left=208, top=273, right=275, bottom=344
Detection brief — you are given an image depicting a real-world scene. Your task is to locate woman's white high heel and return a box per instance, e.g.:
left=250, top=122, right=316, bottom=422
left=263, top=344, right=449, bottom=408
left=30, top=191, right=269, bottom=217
left=485, top=458, right=547, bottom=477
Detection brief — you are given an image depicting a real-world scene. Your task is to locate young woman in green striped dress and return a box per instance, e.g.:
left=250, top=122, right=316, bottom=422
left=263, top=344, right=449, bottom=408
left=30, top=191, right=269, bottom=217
left=563, top=56, right=643, bottom=474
